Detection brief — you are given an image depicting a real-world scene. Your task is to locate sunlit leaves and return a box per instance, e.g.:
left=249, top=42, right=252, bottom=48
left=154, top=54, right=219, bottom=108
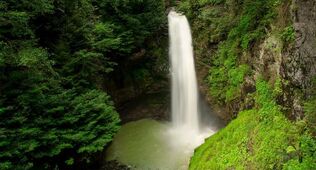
left=190, top=79, right=314, bottom=170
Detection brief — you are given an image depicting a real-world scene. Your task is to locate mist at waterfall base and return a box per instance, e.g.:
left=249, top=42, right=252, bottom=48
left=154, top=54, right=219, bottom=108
left=106, top=11, right=223, bottom=169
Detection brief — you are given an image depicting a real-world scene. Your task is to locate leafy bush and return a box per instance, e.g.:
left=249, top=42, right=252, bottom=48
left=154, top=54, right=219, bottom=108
left=281, top=26, right=295, bottom=43
left=190, top=79, right=315, bottom=170
left=208, top=40, right=249, bottom=102
left=283, top=134, right=316, bottom=170
left=0, top=0, right=166, bottom=169
left=0, top=77, right=120, bottom=169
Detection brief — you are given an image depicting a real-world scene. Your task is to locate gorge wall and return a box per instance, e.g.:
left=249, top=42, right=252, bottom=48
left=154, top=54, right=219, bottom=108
left=176, top=0, right=316, bottom=169
left=181, top=0, right=316, bottom=122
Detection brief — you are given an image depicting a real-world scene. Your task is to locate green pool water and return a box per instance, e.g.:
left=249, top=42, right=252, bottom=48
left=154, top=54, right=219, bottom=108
left=106, top=119, right=211, bottom=170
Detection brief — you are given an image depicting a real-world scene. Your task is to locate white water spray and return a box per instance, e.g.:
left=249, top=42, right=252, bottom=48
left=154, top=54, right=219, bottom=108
left=169, top=11, right=200, bottom=134
left=168, top=11, right=213, bottom=148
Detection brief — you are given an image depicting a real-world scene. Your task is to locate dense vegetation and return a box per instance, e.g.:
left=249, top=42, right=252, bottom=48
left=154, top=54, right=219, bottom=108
left=190, top=78, right=316, bottom=169
left=179, top=0, right=286, bottom=104
left=0, top=0, right=166, bottom=169
left=1, top=0, right=315, bottom=169
left=178, top=0, right=316, bottom=169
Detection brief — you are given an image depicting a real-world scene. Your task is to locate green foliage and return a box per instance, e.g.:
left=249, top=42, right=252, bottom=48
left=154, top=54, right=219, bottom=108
left=281, top=26, right=295, bottom=43
left=190, top=110, right=258, bottom=170
left=96, top=0, right=165, bottom=53
left=273, top=77, right=283, bottom=97
left=0, top=77, right=120, bottom=169
left=283, top=134, right=316, bottom=170
left=303, top=78, right=316, bottom=133
left=225, top=3, right=275, bottom=98
left=190, top=109, right=298, bottom=169
left=208, top=41, right=250, bottom=102
left=226, top=64, right=249, bottom=101
left=179, top=0, right=315, bottom=169
left=0, top=0, right=166, bottom=169
left=133, top=68, right=154, bottom=88
left=179, top=0, right=283, bottom=104
left=304, top=99, right=316, bottom=133
left=190, top=79, right=316, bottom=170
left=65, top=158, right=74, bottom=166
left=255, top=78, right=278, bottom=110
left=177, top=1, right=191, bottom=13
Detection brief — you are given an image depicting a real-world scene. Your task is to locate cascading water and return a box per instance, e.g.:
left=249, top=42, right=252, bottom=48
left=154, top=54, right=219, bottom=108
left=168, top=11, right=201, bottom=136
left=106, top=10, right=223, bottom=170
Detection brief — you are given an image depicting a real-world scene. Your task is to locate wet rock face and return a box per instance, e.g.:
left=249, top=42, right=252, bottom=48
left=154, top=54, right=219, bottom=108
left=285, top=0, right=316, bottom=92
left=279, top=0, right=316, bottom=118
left=187, top=0, right=316, bottom=121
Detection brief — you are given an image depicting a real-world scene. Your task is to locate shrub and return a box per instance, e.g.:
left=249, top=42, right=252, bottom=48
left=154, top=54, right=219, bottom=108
left=281, top=26, right=295, bottom=43
left=190, top=79, right=314, bottom=170
left=0, top=87, right=120, bottom=169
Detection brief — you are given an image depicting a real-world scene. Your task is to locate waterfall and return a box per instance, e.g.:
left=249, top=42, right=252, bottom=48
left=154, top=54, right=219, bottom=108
left=168, top=11, right=200, bottom=135
left=106, top=11, right=221, bottom=169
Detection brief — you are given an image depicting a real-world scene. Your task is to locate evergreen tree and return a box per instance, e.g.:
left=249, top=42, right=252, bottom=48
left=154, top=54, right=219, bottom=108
left=0, top=0, right=166, bottom=169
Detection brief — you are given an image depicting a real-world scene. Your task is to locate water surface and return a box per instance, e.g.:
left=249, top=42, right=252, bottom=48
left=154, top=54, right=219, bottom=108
left=106, top=119, right=213, bottom=170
